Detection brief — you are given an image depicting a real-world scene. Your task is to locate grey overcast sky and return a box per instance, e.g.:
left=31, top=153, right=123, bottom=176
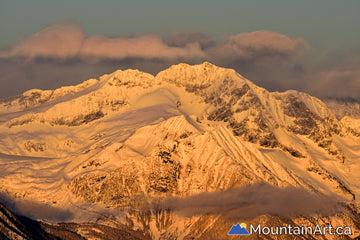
left=1, top=0, right=359, bottom=50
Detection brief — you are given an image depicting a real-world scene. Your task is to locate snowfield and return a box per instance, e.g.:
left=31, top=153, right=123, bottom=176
left=0, top=62, right=359, bottom=239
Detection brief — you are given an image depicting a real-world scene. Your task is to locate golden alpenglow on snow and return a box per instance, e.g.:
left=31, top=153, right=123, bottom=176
left=0, top=62, right=359, bottom=239
left=1, top=1, right=360, bottom=239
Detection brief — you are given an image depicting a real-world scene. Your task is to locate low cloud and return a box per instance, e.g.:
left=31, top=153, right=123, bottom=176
left=81, top=34, right=205, bottom=61
left=0, top=22, right=306, bottom=63
left=0, top=21, right=206, bottom=62
left=0, top=191, right=128, bottom=223
left=1, top=21, right=84, bottom=60
left=157, top=183, right=345, bottom=220
left=164, top=31, right=216, bottom=49
left=0, top=192, right=73, bottom=222
left=1, top=21, right=359, bottom=101
left=306, top=61, right=360, bottom=99
left=207, top=31, right=309, bottom=62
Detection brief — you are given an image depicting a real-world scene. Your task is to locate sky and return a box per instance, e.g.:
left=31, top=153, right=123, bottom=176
left=0, top=0, right=360, bottom=100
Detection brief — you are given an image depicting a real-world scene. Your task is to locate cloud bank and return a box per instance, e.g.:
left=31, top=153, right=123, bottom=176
left=1, top=22, right=85, bottom=60
left=208, top=31, right=309, bottom=62
left=157, top=183, right=345, bottom=220
left=1, top=21, right=359, bottom=101
left=0, top=21, right=306, bottom=62
left=0, top=192, right=73, bottom=222
left=0, top=22, right=205, bottom=61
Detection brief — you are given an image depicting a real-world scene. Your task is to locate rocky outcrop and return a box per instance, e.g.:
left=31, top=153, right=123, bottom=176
left=1, top=62, right=359, bottom=239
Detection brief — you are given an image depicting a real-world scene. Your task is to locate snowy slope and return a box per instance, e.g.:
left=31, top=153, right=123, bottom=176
left=0, top=62, right=359, bottom=239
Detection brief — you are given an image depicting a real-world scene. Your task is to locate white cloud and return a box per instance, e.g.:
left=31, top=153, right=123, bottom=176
left=207, top=31, right=309, bottom=61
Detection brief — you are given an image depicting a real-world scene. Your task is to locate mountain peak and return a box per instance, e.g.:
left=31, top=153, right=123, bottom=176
left=1, top=62, right=360, bottom=239
left=105, top=68, right=154, bottom=88
left=156, top=62, right=245, bottom=88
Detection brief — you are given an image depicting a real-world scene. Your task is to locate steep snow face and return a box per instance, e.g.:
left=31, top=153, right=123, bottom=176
left=341, top=116, right=360, bottom=137
left=0, top=62, right=359, bottom=239
left=0, top=62, right=358, bottom=198
left=159, top=63, right=343, bottom=161
left=3, top=69, right=156, bottom=128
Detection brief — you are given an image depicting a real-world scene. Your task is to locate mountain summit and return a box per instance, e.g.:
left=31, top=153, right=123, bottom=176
left=0, top=62, right=359, bottom=239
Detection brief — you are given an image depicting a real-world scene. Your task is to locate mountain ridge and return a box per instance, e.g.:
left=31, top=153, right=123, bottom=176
left=0, top=62, right=359, bottom=239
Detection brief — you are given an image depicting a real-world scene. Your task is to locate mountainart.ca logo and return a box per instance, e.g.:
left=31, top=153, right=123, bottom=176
left=228, top=223, right=250, bottom=235
left=228, top=223, right=352, bottom=236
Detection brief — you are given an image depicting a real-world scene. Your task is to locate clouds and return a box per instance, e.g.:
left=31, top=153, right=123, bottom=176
left=0, top=21, right=206, bottom=62
left=0, top=21, right=306, bottom=63
left=1, top=21, right=359, bottom=101
left=81, top=34, right=205, bottom=61
left=164, top=31, right=216, bottom=49
left=307, top=64, right=360, bottom=99
left=0, top=191, right=73, bottom=222
left=2, top=21, right=84, bottom=60
left=208, top=31, right=309, bottom=62
left=157, top=183, right=345, bottom=220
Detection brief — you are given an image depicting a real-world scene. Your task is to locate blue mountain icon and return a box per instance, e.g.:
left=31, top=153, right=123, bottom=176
left=228, top=223, right=250, bottom=235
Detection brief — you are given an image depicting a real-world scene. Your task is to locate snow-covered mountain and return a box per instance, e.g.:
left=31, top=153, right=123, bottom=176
left=0, top=62, right=359, bottom=239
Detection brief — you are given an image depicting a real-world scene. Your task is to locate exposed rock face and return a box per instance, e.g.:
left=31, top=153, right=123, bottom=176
left=158, top=63, right=344, bottom=161
left=0, top=62, right=359, bottom=239
left=341, top=116, right=360, bottom=137
left=68, top=122, right=261, bottom=208
left=69, top=167, right=142, bottom=206
left=24, top=140, right=47, bottom=152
